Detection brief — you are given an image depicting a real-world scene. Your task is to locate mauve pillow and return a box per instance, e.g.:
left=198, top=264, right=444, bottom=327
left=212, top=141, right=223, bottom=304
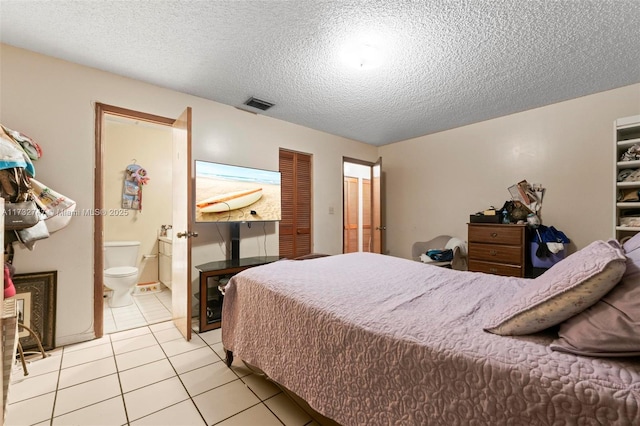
left=551, top=235, right=640, bottom=356
left=484, top=240, right=626, bottom=336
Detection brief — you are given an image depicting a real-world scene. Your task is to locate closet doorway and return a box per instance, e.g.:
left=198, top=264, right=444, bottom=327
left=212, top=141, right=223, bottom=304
left=94, top=104, right=194, bottom=340
left=343, top=157, right=384, bottom=254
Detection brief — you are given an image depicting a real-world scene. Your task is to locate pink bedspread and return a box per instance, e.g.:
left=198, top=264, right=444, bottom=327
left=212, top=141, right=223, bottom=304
left=221, top=252, right=640, bottom=425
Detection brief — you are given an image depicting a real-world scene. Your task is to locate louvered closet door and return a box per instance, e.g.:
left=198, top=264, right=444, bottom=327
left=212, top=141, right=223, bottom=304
left=279, top=149, right=312, bottom=258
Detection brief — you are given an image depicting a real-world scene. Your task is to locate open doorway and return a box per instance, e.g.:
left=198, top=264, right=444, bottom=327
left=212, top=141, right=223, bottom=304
left=101, top=114, right=173, bottom=334
left=343, top=157, right=383, bottom=253
left=343, top=162, right=371, bottom=253
left=95, top=104, right=195, bottom=340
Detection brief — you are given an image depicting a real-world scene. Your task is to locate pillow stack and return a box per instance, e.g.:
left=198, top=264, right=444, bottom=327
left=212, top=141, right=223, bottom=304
left=484, top=236, right=640, bottom=357
left=550, top=235, right=640, bottom=357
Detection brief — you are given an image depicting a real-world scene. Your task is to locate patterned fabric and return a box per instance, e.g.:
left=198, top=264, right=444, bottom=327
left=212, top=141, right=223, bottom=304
left=484, top=240, right=626, bottom=335
left=222, top=252, right=640, bottom=425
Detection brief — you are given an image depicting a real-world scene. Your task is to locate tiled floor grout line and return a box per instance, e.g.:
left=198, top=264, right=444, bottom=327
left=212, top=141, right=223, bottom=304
left=9, top=320, right=316, bottom=426
left=212, top=400, right=279, bottom=426
left=48, top=345, right=64, bottom=424
left=129, top=323, right=211, bottom=426
left=110, top=333, right=132, bottom=426
left=47, top=335, right=127, bottom=424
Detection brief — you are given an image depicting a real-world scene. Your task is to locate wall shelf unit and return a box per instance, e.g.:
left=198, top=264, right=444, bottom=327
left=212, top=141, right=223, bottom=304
left=614, top=115, right=640, bottom=243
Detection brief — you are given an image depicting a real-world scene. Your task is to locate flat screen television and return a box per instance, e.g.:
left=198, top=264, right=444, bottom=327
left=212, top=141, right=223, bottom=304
left=194, top=160, right=281, bottom=223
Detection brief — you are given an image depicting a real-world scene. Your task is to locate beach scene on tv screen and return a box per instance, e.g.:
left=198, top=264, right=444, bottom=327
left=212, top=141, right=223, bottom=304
left=195, top=161, right=281, bottom=222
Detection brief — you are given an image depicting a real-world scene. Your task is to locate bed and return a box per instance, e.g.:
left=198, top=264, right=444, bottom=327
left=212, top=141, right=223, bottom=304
left=221, top=249, right=640, bottom=425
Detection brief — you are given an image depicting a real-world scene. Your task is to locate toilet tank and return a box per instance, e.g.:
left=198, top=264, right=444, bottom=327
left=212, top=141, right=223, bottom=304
left=104, top=241, right=140, bottom=269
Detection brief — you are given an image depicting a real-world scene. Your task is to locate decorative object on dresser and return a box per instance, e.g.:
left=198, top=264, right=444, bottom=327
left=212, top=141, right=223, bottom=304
left=468, top=223, right=529, bottom=277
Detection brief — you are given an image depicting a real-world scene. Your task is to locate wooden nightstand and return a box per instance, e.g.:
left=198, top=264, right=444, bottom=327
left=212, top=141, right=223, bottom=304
left=467, top=223, right=529, bottom=277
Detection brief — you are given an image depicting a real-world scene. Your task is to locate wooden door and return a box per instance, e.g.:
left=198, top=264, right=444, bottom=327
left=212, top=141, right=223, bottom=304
left=279, top=150, right=312, bottom=258
left=362, top=178, right=372, bottom=252
left=171, top=107, right=193, bottom=341
left=372, top=157, right=384, bottom=253
left=343, top=177, right=359, bottom=253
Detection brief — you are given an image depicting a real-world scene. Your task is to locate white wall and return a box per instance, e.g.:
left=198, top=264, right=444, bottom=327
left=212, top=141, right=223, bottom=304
left=379, top=84, right=640, bottom=259
left=0, top=44, right=378, bottom=346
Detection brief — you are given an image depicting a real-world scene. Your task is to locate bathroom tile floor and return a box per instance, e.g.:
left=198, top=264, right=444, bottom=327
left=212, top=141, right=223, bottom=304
left=104, top=288, right=173, bottom=334
left=5, top=321, right=321, bottom=426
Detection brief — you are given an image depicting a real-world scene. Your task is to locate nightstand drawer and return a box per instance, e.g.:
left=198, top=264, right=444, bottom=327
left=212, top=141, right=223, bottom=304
left=468, top=260, right=523, bottom=277
left=468, top=242, right=522, bottom=264
left=468, top=225, right=524, bottom=245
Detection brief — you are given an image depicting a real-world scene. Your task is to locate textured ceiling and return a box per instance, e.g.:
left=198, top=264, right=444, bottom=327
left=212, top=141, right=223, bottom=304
left=1, top=1, right=639, bottom=146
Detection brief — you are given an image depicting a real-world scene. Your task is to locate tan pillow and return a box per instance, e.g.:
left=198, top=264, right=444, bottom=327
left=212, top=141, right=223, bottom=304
left=484, top=240, right=626, bottom=336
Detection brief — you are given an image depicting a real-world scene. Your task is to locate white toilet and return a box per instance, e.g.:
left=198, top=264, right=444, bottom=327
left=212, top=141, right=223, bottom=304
left=104, top=241, right=141, bottom=308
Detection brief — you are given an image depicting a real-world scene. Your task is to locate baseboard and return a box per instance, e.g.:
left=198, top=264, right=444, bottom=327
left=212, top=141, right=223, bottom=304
left=55, top=330, right=96, bottom=348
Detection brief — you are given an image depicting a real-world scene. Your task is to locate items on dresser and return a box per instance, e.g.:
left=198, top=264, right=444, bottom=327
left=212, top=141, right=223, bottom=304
left=468, top=223, right=529, bottom=277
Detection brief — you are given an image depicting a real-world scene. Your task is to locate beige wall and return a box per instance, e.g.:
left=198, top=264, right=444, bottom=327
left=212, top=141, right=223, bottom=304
left=104, top=118, right=173, bottom=283
left=0, top=44, right=378, bottom=346
left=379, top=84, right=640, bottom=260
left=2, top=42, right=638, bottom=347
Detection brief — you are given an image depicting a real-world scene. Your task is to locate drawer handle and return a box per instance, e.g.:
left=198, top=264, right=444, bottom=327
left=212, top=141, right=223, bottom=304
left=490, top=232, right=498, bottom=238
left=489, top=268, right=498, bottom=273
left=489, top=250, right=498, bottom=256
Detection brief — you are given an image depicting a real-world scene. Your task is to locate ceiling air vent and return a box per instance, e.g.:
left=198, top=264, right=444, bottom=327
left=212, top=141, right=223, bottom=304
left=244, top=97, right=274, bottom=111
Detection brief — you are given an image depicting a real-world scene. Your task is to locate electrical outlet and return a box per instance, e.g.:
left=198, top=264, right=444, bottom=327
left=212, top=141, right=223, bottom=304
left=328, top=206, right=335, bottom=215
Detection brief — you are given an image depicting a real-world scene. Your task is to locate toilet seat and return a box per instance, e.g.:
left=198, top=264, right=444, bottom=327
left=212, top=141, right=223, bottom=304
left=105, top=266, right=138, bottom=278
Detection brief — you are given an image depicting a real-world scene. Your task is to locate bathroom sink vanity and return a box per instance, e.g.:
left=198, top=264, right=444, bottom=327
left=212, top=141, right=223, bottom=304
left=158, top=237, right=172, bottom=289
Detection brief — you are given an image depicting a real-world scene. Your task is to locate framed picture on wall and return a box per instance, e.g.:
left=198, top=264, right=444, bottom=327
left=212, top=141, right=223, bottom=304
left=12, top=271, right=57, bottom=351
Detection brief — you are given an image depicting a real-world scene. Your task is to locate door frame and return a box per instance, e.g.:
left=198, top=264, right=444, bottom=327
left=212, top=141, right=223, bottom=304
left=94, top=103, right=175, bottom=338
left=342, top=156, right=383, bottom=253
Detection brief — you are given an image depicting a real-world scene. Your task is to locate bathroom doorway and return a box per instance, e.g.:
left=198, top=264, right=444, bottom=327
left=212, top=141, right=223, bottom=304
left=99, top=111, right=174, bottom=334
left=95, top=104, right=194, bottom=341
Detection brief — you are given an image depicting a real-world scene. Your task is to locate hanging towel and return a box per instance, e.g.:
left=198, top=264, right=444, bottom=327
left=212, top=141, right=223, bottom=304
left=122, top=163, right=150, bottom=211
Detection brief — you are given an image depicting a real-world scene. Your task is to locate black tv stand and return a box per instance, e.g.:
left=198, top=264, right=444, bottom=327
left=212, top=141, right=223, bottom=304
left=230, top=222, right=240, bottom=263
left=194, top=255, right=280, bottom=332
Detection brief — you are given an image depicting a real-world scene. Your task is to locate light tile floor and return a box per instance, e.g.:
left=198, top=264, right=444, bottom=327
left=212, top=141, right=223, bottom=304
left=5, top=321, right=321, bottom=426
left=104, top=289, right=173, bottom=334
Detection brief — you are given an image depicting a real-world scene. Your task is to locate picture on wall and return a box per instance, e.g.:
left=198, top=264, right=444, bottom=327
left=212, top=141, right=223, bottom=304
left=12, top=271, right=57, bottom=351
